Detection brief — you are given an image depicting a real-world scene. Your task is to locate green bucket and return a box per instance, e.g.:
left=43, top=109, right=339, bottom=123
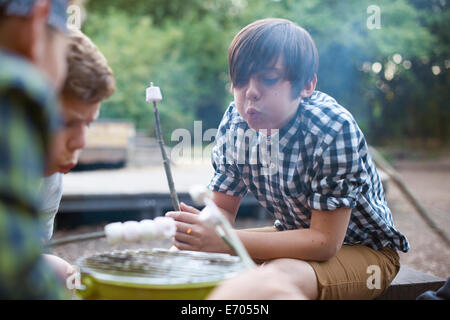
left=76, top=248, right=245, bottom=300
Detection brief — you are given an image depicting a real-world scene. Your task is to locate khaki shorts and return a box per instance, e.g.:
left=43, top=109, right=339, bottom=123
left=308, top=244, right=400, bottom=299
left=244, top=226, right=400, bottom=300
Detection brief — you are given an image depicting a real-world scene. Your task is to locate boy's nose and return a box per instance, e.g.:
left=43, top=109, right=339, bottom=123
left=67, top=128, right=86, bottom=151
left=245, top=78, right=261, bottom=101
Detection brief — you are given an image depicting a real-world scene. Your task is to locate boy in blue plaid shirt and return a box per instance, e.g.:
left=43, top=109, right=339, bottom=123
left=167, top=18, right=409, bottom=299
left=0, top=0, right=69, bottom=299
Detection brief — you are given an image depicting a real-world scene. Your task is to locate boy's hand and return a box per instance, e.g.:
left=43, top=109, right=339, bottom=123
left=42, top=254, right=75, bottom=283
left=165, top=202, right=232, bottom=254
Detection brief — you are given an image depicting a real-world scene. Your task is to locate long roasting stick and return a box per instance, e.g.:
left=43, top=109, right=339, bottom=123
left=49, top=84, right=181, bottom=247
left=49, top=231, right=105, bottom=246
left=48, top=217, right=176, bottom=247
left=147, top=82, right=180, bottom=211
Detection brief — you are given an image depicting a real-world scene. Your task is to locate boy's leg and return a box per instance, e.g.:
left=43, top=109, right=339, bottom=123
left=240, top=227, right=399, bottom=299
left=209, top=256, right=319, bottom=299
left=267, top=244, right=399, bottom=300
left=307, top=244, right=400, bottom=299
left=266, top=258, right=320, bottom=300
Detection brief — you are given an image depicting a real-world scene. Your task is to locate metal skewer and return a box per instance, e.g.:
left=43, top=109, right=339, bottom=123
left=49, top=231, right=105, bottom=247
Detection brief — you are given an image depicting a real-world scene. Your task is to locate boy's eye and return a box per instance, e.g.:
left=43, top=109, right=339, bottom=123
left=261, top=77, right=279, bottom=86
left=234, top=77, right=249, bottom=88
left=64, top=120, right=77, bottom=128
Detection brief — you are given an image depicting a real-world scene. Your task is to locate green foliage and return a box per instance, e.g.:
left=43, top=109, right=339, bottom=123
left=82, top=0, right=449, bottom=146
left=82, top=8, right=196, bottom=139
left=364, top=0, right=449, bottom=144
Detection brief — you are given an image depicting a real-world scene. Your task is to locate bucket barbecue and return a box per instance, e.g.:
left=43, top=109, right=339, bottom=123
left=76, top=248, right=246, bottom=300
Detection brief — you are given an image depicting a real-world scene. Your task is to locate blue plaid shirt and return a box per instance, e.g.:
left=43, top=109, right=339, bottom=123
left=208, top=91, right=409, bottom=253
left=0, top=49, right=66, bottom=299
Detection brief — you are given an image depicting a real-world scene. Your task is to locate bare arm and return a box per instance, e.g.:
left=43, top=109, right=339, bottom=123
left=211, top=191, right=241, bottom=225
left=167, top=189, right=350, bottom=262
left=237, top=207, right=352, bottom=261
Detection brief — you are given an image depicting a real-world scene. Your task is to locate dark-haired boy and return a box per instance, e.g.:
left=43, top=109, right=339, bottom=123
left=167, top=18, right=409, bottom=299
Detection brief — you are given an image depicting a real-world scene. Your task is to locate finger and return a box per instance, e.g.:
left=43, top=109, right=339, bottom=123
left=66, top=264, right=76, bottom=276
left=180, top=202, right=201, bottom=214
left=174, top=221, right=195, bottom=234
left=165, top=211, right=200, bottom=224
left=172, top=239, right=198, bottom=251
left=174, top=231, right=196, bottom=244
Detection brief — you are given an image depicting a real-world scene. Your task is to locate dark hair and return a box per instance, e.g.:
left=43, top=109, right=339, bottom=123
left=0, top=4, right=5, bottom=20
left=228, top=18, right=319, bottom=98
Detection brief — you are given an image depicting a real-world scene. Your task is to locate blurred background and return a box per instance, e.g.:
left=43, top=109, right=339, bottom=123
left=74, top=0, right=449, bottom=148
left=53, top=0, right=449, bottom=279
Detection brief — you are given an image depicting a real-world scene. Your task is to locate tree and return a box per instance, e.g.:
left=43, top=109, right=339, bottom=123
left=81, top=0, right=446, bottom=145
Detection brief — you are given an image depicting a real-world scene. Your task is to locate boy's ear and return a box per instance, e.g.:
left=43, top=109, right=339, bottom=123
left=300, top=74, right=317, bottom=98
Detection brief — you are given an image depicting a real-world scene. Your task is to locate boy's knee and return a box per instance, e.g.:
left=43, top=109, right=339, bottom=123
left=42, top=254, right=75, bottom=283
left=268, top=258, right=319, bottom=300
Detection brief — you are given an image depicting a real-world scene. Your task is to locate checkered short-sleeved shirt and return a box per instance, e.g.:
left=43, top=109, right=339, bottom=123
left=208, top=91, right=409, bottom=252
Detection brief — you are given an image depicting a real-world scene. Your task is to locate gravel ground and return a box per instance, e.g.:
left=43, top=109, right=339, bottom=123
left=50, top=156, right=450, bottom=279
left=386, top=157, right=450, bottom=279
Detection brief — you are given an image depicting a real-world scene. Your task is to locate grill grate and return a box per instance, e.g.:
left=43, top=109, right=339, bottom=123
left=78, top=248, right=246, bottom=284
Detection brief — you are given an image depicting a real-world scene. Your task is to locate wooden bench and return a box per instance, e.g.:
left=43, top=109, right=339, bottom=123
left=376, top=266, right=446, bottom=300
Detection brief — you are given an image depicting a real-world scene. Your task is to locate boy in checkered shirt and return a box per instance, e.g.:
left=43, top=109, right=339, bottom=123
left=166, top=18, right=409, bottom=299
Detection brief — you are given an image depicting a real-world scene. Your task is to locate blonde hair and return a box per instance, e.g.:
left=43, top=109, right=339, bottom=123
left=62, top=26, right=115, bottom=103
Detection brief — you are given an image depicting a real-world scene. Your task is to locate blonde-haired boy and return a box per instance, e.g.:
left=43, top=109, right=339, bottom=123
left=41, top=26, right=116, bottom=282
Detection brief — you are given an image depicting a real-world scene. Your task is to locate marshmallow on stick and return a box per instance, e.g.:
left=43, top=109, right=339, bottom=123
left=104, top=217, right=176, bottom=246
left=146, top=82, right=180, bottom=212
left=146, top=82, right=162, bottom=102
left=48, top=217, right=176, bottom=247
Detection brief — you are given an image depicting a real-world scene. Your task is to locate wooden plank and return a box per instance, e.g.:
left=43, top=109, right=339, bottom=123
left=376, top=266, right=446, bottom=300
